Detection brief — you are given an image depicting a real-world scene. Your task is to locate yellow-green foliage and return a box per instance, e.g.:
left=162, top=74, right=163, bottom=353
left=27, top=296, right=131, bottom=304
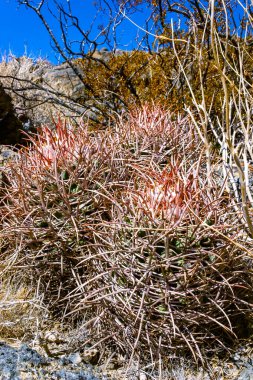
left=76, top=36, right=253, bottom=123
left=77, top=50, right=179, bottom=110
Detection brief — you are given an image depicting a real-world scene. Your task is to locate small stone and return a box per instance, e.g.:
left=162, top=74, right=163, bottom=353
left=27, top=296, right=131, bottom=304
left=234, top=353, right=241, bottom=362
left=44, top=331, right=59, bottom=343
left=68, top=352, right=82, bottom=365
left=81, top=349, right=99, bottom=365
left=139, top=372, right=147, bottom=380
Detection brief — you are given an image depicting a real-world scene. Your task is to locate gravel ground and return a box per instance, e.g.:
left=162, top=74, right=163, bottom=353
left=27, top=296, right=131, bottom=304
left=0, top=342, right=107, bottom=380
left=0, top=340, right=253, bottom=379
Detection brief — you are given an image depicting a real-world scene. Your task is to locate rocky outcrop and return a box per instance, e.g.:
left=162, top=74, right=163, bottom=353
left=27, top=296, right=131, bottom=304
left=0, top=57, right=88, bottom=127
left=0, top=52, right=126, bottom=129
left=0, top=84, right=24, bottom=145
left=32, top=62, right=85, bottom=99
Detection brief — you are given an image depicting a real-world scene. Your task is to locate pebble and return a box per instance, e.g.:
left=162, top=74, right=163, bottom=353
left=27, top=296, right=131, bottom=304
left=68, top=352, right=83, bottom=365
left=139, top=372, right=147, bottom=380
left=44, top=331, right=59, bottom=343
left=234, top=353, right=241, bottom=362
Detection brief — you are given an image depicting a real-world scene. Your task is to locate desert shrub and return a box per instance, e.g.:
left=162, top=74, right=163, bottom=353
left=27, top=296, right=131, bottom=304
left=0, top=106, right=252, bottom=366
left=76, top=39, right=253, bottom=120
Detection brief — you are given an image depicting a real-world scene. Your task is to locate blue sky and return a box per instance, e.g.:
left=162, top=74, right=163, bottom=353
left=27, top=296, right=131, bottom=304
left=0, top=0, right=152, bottom=64
left=0, top=0, right=51, bottom=60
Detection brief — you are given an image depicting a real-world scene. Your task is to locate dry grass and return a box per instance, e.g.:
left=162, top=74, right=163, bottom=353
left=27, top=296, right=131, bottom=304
left=0, top=105, right=252, bottom=371
left=0, top=278, right=47, bottom=343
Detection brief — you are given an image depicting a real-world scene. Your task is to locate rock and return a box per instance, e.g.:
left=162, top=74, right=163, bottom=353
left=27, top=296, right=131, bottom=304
left=233, top=352, right=241, bottom=362
left=139, top=372, right=147, bottom=380
left=0, top=146, right=18, bottom=190
left=0, top=84, right=23, bottom=145
left=81, top=349, right=100, bottom=365
left=0, top=146, right=18, bottom=162
left=0, top=342, right=104, bottom=380
left=68, top=352, right=83, bottom=365
left=44, top=330, right=60, bottom=343
left=35, top=62, right=85, bottom=99
left=54, top=369, right=100, bottom=380
left=18, top=344, right=47, bottom=366
left=0, top=54, right=128, bottom=128
left=238, top=368, right=253, bottom=380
